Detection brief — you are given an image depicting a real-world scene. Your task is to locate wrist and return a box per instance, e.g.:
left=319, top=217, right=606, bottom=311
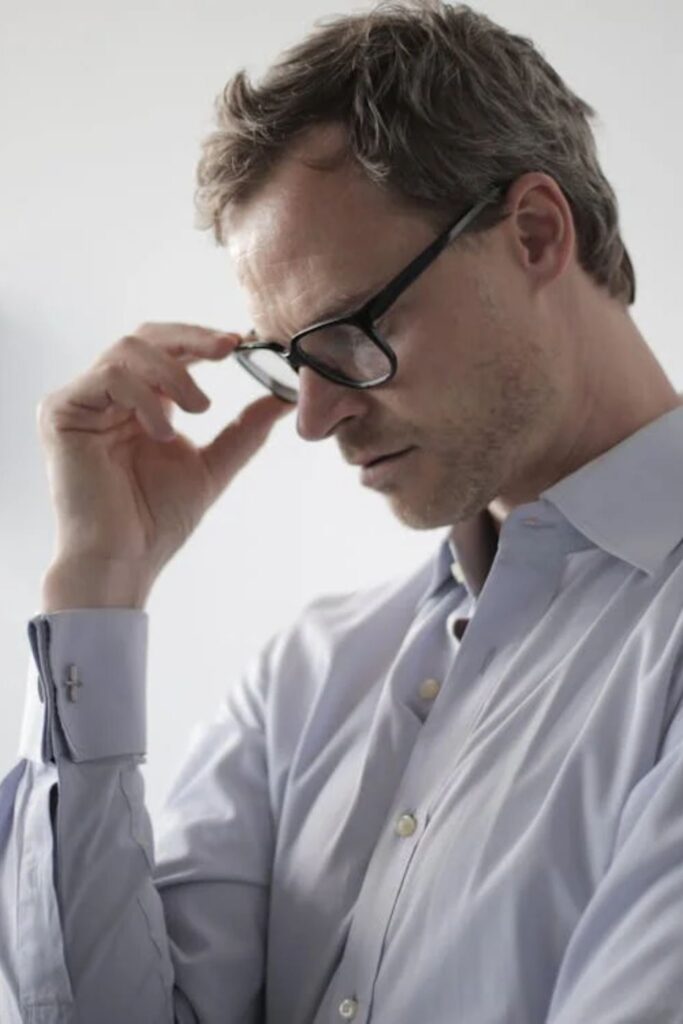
left=40, top=555, right=152, bottom=612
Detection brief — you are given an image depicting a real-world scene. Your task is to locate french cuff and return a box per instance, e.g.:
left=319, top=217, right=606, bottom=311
left=18, top=609, right=148, bottom=764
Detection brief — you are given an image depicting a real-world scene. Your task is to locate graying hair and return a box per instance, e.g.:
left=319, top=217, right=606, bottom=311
left=195, top=0, right=635, bottom=305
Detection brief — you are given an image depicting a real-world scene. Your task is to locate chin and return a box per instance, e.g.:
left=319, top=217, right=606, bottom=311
left=386, top=494, right=457, bottom=531
left=386, top=469, right=493, bottom=531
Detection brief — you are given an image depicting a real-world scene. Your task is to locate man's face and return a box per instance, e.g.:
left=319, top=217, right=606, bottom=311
left=226, top=126, right=563, bottom=530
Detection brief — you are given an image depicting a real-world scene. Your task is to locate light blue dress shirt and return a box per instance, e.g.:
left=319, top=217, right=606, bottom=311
left=3, top=403, right=683, bottom=1023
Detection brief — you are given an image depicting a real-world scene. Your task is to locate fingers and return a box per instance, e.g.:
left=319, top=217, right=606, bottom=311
left=42, top=361, right=179, bottom=443
left=111, top=337, right=212, bottom=414
left=131, top=322, right=242, bottom=366
left=61, top=323, right=244, bottom=443
left=101, top=363, right=179, bottom=441
left=200, top=394, right=295, bottom=496
left=40, top=322, right=272, bottom=449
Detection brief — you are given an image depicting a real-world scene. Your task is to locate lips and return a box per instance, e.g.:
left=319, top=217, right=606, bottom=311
left=367, top=451, right=399, bottom=467
left=364, top=447, right=412, bottom=467
left=360, top=446, right=415, bottom=487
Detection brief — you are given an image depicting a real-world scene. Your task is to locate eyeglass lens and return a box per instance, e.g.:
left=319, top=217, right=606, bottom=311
left=240, top=322, right=392, bottom=398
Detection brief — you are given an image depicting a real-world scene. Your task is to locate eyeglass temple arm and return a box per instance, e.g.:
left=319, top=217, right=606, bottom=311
left=235, top=186, right=505, bottom=346
left=234, top=332, right=285, bottom=352
left=366, top=186, right=505, bottom=321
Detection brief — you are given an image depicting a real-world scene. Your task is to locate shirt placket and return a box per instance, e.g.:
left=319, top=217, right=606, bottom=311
left=314, top=513, right=573, bottom=1023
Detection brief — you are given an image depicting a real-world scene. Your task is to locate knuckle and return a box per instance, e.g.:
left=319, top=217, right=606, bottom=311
left=102, top=356, right=124, bottom=374
left=37, top=391, right=59, bottom=420
left=119, top=333, right=144, bottom=354
left=99, top=358, right=128, bottom=386
left=36, top=393, right=61, bottom=438
left=35, top=397, right=50, bottom=427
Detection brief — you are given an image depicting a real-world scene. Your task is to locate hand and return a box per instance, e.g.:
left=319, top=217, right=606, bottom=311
left=37, top=322, right=294, bottom=605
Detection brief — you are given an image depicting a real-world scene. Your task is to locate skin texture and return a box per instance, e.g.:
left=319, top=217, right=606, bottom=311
left=225, top=124, right=681, bottom=536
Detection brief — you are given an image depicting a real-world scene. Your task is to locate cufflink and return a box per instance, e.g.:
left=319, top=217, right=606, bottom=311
left=65, top=664, right=83, bottom=702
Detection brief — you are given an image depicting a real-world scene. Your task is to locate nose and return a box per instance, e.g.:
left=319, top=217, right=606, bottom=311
left=295, top=365, right=365, bottom=441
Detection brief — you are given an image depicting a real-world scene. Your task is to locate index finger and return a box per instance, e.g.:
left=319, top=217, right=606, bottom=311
left=136, top=322, right=243, bottom=366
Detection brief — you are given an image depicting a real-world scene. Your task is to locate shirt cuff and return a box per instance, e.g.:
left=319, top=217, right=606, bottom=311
left=18, top=609, right=148, bottom=764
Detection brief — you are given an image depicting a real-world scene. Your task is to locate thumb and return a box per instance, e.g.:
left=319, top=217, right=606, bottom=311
left=200, top=393, right=294, bottom=496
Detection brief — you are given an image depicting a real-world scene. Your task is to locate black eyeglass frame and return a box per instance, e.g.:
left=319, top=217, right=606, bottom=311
left=233, top=184, right=506, bottom=403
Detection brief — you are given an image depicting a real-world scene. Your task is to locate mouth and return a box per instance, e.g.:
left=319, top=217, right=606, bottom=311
left=363, top=447, right=413, bottom=468
left=360, top=447, right=415, bottom=487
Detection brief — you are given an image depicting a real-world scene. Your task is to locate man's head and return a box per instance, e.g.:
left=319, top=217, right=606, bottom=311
left=194, top=1, right=638, bottom=530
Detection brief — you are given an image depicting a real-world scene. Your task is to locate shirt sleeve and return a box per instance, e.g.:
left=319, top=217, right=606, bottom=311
left=0, top=608, right=275, bottom=1024
left=545, top=711, right=683, bottom=1024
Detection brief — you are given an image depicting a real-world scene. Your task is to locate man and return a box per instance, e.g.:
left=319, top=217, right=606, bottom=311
left=2, top=2, right=683, bottom=1022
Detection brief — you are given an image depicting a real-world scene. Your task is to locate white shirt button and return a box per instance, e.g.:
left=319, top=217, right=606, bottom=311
left=395, top=812, right=418, bottom=838
left=450, top=561, right=466, bottom=584
left=418, top=678, right=441, bottom=701
left=339, top=997, right=359, bottom=1019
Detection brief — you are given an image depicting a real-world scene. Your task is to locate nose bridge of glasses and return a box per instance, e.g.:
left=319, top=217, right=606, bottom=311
left=236, top=320, right=395, bottom=401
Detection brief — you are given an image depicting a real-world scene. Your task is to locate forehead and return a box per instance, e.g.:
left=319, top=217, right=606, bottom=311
left=224, top=127, right=435, bottom=332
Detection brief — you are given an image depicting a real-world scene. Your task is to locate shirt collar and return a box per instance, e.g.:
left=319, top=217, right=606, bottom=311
left=541, top=401, right=683, bottom=576
left=416, top=401, right=683, bottom=608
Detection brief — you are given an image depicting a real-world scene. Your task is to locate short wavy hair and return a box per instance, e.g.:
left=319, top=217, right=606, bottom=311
left=195, top=0, right=635, bottom=305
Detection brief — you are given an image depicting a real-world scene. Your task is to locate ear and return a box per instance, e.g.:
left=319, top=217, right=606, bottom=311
left=501, top=172, right=575, bottom=291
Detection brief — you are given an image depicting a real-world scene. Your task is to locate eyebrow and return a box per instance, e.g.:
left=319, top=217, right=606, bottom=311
left=250, top=286, right=377, bottom=345
left=311, top=288, right=376, bottom=323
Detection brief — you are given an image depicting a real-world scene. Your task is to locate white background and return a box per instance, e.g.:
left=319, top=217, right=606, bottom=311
left=2, top=0, right=681, bottom=820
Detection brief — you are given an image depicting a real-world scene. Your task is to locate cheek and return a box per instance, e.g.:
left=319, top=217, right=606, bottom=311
left=392, top=316, right=466, bottom=399
left=380, top=349, right=456, bottom=433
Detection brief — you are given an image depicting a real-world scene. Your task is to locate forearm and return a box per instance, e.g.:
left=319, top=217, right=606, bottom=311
left=3, top=603, right=273, bottom=1023
left=0, top=610, right=177, bottom=1024
left=0, top=755, right=176, bottom=1024
left=54, top=756, right=176, bottom=1019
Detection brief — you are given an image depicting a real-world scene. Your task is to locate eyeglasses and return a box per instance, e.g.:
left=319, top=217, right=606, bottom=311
left=232, top=185, right=505, bottom=403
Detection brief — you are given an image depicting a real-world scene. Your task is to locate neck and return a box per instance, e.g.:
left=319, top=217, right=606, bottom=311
left=489, top=289, right=682, bottom=526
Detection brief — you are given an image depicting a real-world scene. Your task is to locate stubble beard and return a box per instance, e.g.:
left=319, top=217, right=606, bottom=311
left=386, top=380, right=556, bottom=531
left=384, top=438, right=507, bottom=530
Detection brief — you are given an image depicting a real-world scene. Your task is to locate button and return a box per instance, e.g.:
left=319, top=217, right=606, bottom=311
left=418, top=678, right=441, bottom=701
left=522, top=516, right=539, bottom=526
left=395, top=812, right=418, bottom=838
left=450, top=561, right=466, bottom=585
left=339, top=997, right=359, bottom=1019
